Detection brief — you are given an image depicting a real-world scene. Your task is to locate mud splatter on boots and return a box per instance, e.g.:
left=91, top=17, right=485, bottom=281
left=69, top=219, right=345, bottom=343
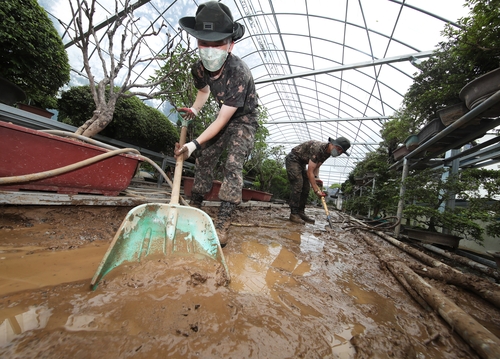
left=289, top=207, right=305, bottom=224
left=215, top=201, right=237, bottom=247
left=189, top=192, right=204, bottom=209
left=298, top=207, right=315, bottom=224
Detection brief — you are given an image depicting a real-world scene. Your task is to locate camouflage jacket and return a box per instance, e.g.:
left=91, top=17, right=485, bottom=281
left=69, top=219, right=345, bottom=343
left=290, top=140, right=330, bottom=165
left=192, top=53, right=258, bottom=127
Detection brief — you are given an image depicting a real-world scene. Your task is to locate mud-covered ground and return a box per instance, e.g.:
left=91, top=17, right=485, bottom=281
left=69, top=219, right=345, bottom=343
left=0, top=204, right=499, bottom=358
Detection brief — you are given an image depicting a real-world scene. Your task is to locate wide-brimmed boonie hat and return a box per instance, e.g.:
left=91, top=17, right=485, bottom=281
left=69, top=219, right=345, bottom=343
left=179, top=1, right=245, bottom=42
left=329, top=137, right=351, bottom=156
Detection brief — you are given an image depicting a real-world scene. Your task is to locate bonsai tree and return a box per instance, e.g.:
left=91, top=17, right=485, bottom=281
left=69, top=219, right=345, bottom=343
left=0, top=0, right=70, bottom=108
left=403, top=167, right=500, bottom=243
left=342, top=149, right=401, bottom=218
left=60, top=0, right=195, bottom=137
left=401, top=0, right=500, bottom=128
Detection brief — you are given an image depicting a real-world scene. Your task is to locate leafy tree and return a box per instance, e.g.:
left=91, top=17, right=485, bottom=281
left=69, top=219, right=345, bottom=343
left=58, top=86, right=178, bottom=154
left=243, top=107, right=286, bottom=191
left=153, top=46, right=220, bottom=146
left=0, top=0, right=70, bottom=108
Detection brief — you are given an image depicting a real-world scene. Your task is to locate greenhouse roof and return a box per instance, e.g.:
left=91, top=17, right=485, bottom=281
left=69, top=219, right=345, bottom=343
left=40, top=0, right=469, bottom=186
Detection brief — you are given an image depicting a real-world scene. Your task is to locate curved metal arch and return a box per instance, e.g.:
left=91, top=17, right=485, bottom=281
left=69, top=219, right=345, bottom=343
left=265, top=115, right=383, bottom=150
left=41, top=0, right=467, bottom=186
left=236, top=11, right=426, bottom=54
left=241, top=32, right=418, bottom=82
left=255, top=77, right=395, bottom=118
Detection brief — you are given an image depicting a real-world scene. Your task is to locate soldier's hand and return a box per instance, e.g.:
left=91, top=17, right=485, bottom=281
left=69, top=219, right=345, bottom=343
left=174, top=141, right=196, bottom=160
left=177, top=107, right=197, bottom=121
left=315, top=190, right=326, bottom=198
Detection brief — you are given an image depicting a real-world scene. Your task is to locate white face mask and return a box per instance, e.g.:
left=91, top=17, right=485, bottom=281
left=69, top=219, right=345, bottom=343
left=331, top=147, right=340, bottom=157
left=199, top=47, right=229, bottom=72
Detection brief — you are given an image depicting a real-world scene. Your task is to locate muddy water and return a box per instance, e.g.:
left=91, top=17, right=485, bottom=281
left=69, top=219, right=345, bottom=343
left=0, top=206, right=489, bottom=358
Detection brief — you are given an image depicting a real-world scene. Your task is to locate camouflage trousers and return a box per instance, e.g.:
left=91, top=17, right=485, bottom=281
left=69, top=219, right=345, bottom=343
left=285, top=152, right=310, bottom=209
left=192, top=122, right=256, bottom=204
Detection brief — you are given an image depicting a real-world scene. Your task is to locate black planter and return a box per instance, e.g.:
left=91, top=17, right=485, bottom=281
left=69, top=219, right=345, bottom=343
left=459, top=67, right=500, bottom=118
left=405, top=228, right=461, bottom=249
left=417, top=119, right=445, bottom=144
left=0, top=77, right=26, bottom=106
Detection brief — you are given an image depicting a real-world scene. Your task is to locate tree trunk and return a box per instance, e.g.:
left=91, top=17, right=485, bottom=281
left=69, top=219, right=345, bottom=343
left=358, top=231, right=500, bottom=359
left=350, top=218, right=500, bottom=307
left=410, top=263, right=500, bottom=309
left=75, top=104, right=116, bottom=138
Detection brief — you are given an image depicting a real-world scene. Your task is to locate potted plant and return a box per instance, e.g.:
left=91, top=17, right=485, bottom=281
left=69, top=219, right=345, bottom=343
left=402, top=167, right=500, bottom=247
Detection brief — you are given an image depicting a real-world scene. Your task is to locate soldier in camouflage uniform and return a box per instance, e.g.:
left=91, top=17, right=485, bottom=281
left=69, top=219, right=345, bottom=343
left=285, top=137, right=351, bottom=224
left=175, top=1, right=258, bottom=246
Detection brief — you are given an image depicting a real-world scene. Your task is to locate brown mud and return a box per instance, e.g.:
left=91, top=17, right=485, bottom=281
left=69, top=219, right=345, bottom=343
left=0, top=204, right=499, bottom=358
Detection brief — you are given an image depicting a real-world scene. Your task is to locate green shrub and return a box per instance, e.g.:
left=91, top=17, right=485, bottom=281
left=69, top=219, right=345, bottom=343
left=58, top=86, right=179, bottom=154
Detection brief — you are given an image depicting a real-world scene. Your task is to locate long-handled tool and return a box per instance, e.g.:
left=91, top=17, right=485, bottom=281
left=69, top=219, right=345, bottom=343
left=90, top=118, right=230, bottom=290
left=321, top=196, right=334, bottom=229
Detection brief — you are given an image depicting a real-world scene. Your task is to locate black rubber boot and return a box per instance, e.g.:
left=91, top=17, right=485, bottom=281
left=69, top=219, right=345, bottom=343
left=189, top=192, right=204, bottom=209
left=298, top=207, right=315, bottom=224
left=215, top=201, right=237, bottom=247
left=289, top=207, right=305, bottom=224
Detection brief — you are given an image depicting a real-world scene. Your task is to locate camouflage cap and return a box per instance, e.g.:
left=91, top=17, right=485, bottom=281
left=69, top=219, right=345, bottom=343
left=328, top=137, right=351, bottom=156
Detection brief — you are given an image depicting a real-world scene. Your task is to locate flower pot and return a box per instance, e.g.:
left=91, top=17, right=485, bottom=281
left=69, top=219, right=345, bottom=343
left=242, top=188, right=254, bottom=201
left=354, top=176, right=364, bottom=185
left=437, top=102, right=469, bottom=127
left=0, top=77, right=26, bottom=106
left=417, top=118, right=445, bottom=144
left=204, top=181, right=222, bottom=201
left=392, top=145, right=410, bottom=161
left=364, top=172, right=375, bottom=180
left=459, top=67, right=500, bottom=118
left=0, top=121, right=140, bottom=196
left=404, top=134, right=419, bottom=151
left=17, top=103, right=54, bottom=119
left=405, top=228, right=461, bottom=249
left=251, top=190, right=273, bottom=202
left=182, top=176, right=195, bottom=197
left=181, top=176, right=221, bottom=201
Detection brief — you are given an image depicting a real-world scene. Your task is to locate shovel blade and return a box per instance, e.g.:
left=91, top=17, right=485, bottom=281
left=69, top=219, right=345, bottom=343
left=90, top=203, right=229, bottom=289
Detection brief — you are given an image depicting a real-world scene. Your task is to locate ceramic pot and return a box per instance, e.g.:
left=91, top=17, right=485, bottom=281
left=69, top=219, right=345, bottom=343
left=392, top=145, right=410, bottom=161
left=404, top=134, right=419, bottom=150
left=417, top=119, right=445, bottom=144
left=459, top=67, right=500, bottom=118
left=405, top=228, right=461, bottom=250
left=17, top=103, right=54, bottom=119
left=437, top=102, right=469, bottom=126
left=0, top=77, right=26, bottom=106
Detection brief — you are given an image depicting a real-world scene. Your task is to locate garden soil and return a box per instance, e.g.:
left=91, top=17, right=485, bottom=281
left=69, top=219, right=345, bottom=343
left=0, top=204, right=499, bottom=358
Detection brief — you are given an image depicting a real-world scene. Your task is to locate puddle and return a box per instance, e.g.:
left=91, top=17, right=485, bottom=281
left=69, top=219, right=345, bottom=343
left=0, top=245, right=108, bottom=295
left=0, top=305, right=52, bottom=345
left=0, top=205, right=494, bottom=358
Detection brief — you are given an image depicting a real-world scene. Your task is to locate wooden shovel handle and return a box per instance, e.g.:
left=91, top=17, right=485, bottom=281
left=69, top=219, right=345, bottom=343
left=171, top=125, right=188, bottom=205
left=321, top=196, right=330, bottom=216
